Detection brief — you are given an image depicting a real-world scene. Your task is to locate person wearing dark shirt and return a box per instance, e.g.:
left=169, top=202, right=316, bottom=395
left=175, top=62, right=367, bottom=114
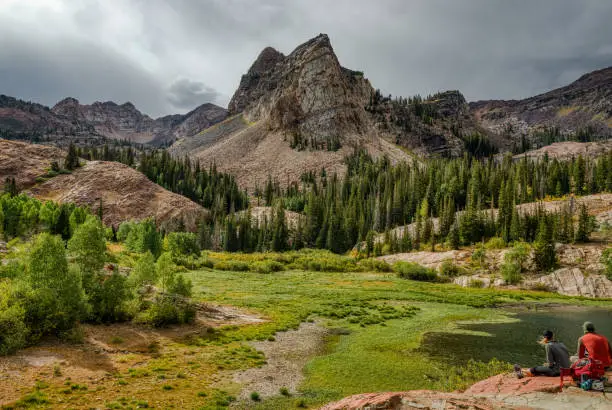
left=577, top=321, right=612, bottom=369
left=514, top=330, right=570, bottom=378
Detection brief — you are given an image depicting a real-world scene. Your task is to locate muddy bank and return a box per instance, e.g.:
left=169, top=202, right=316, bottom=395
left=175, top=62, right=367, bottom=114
left=232, top=322, right=330, bottom=401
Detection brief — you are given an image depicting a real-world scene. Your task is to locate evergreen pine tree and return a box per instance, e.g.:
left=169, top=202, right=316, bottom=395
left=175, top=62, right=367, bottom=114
left=575, top=204, right=591, bottom=243
left=65, top=142, right=80, bottom=170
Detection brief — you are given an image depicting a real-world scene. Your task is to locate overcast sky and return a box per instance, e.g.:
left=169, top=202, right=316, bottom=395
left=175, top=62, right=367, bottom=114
left=1, top=0, right=611, bottom=118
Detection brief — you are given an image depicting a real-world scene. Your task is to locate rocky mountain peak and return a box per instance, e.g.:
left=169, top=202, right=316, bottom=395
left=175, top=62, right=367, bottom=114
left=53, top=97, right=80, bottom=107
left=248, top=46, right=285, bottom=75
left=228, top=33, right=372, bottom=142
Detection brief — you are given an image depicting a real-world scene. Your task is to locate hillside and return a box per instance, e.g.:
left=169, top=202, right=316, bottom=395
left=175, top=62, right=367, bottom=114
left=27, top=161, right=206, bottom=230
left=471, top=66, right=612, bottom=148
left=170, top=34, right=412, bottom=189
left=0, top=139, right=205, bottom=230
left=512, top=139, right=612, bottom=161
left=0, top=94, right=227, bottom=145
left=0, top=139, right=66, bottom=189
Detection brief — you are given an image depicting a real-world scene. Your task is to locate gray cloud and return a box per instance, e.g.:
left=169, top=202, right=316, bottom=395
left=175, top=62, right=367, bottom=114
left=167, top=78, right=222, bottom=111
left=0, top=0, right=611, bottom=116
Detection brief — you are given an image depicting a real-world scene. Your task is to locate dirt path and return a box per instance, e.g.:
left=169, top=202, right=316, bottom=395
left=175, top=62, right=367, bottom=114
left=231, top=322, right=330, bottom=401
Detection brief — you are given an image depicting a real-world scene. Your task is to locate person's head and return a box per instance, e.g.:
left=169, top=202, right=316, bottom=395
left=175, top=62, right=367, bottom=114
left=583, top=321, right=595, bottom=334
left=541, top=330, right=554, bottom=343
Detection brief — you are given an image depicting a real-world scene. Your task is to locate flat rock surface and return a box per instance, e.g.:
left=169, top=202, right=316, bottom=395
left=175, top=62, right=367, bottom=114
left=319, top=390, right=519, bottom=410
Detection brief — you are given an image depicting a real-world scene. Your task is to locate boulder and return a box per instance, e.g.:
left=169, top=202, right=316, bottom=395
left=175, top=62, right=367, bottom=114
left=525, top=268, right=612, bottom=298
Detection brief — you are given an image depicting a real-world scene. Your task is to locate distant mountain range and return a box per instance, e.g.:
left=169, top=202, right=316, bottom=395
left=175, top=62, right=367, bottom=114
left=0, top=94, right=227, bottom=145
left=1, top=34, right=610, bottom=180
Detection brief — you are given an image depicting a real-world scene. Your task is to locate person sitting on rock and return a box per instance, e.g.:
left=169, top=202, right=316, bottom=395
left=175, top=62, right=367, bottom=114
left=577, top=321, right=612, bottom=369
left=514, top=330, right=570, bottom=378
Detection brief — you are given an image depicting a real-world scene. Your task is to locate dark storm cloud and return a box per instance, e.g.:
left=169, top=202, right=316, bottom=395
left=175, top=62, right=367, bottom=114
left=1, top=0, right=611, bottom=116
left=167, top=79, right=221, bottom=110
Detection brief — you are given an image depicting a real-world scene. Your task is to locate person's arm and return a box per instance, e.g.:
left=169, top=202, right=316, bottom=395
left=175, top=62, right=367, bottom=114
left=578, top=337, right=586, bottom=359
left=545, top=343, right=554, bottom=367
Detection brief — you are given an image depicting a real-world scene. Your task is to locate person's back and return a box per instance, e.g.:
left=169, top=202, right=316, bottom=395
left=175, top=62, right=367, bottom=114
left=579, top=332, right=612, bottom=367
left=546, top=340, right=570, bottom=370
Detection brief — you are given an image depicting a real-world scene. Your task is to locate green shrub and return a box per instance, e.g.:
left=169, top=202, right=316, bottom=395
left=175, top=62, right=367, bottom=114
left=125, top=219, right=162, bottom=258
left=439, top=260, right=466, bottom=277
left=25, top=233, right=86, bottom=341
left=471, top=245, right=487, bottom=267
left=357, top=258, right=392, bottom=272
left=167, top=232, right=199, bottom=257
left=138, top=295, right=196, bottom=327
left=249, top=260, right=284, bottom=274
left=468, top=279, right=485, bottom=288
left=0, top=280, right=27, bottom=355
left=484, top=237, right=506, bottom=250
left=250, top=392, right=260, bottom=401
left=85, top=271, right=134, bottom=323
left=214, top=260, right=249, bottom=272
left=394, top=262, right=437, bottom=282
left=501, top=261, right=522, bottom=285
left=504, top=242, right=531, bottom=269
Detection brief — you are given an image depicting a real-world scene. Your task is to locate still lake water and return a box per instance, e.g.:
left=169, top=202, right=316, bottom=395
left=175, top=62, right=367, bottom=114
left=420, top=307, right=612, bottom=367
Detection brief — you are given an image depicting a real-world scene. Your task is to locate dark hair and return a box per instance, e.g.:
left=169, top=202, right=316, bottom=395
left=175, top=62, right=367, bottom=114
left=543, top=330, right=553, bottom=339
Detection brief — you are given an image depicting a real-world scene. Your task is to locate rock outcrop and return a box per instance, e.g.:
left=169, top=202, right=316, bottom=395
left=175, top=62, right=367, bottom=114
left=0, top=94, right=227, bottom=145
left=525, top=268, right=612, bottom=298
left=320, top=390, right=518, bottom=410
left=471, top=66, right=612, bottom=148
left=322, top=370, right=612, bottom=410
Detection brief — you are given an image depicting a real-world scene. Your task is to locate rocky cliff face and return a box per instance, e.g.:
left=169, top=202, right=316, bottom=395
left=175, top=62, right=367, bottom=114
left=471, top=66, right=612, bottom=147
left=0, top=94, right=227, bottom=145
left=228, top=34, right=372, bottom=143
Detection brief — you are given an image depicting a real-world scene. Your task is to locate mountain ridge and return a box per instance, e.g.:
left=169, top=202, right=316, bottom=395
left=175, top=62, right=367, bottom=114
left=0, top=94, right=228, bottom=145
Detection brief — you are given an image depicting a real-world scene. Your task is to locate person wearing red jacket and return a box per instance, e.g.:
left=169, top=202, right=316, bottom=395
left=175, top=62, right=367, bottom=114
left=577, top=321, right=612, bottom=369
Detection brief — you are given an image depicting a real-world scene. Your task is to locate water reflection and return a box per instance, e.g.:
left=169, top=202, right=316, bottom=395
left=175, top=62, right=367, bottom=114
left=419, top=308, right=612, bottom=366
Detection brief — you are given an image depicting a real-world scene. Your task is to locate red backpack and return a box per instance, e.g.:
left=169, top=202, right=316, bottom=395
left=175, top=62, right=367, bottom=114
left=571, top=358, right=606, bottom=380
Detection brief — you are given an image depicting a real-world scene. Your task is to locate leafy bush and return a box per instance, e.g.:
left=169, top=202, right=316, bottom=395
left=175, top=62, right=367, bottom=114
left=214, top=260, right=250, bottom=272
left=130, top=251, right=157, bottom=289
left=501, top=261, right=522, bottom=285
left=125, top=219, right=162, bottom=258
left=138, top=295, right=196, bottom=327
left=471, top=245, right=487, bottom=267
left=468, top=279, right=485, bottom=288
left=85, top=271, right=133, bottom=323
left=394, top=262, right=437, bottom=282
left=167, top=232, right=199, bottom=257
left=0, top=280, right=27, bottom=355
left=439, top=260, right=466, bottom=277
left=25, top=233, right=86, bottom=340
left=357, top=258, right=392, bottom=272
left=67, top=216, right=107, bottom=275
left=249, top=260, right=284, bottom=274
left=484, top=237, right=506, bottom=250
left=504, top=242, right=531, bottom=269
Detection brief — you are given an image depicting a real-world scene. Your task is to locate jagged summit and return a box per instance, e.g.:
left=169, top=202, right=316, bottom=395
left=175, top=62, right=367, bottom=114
left=228, top=33, right=372, bottom=143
